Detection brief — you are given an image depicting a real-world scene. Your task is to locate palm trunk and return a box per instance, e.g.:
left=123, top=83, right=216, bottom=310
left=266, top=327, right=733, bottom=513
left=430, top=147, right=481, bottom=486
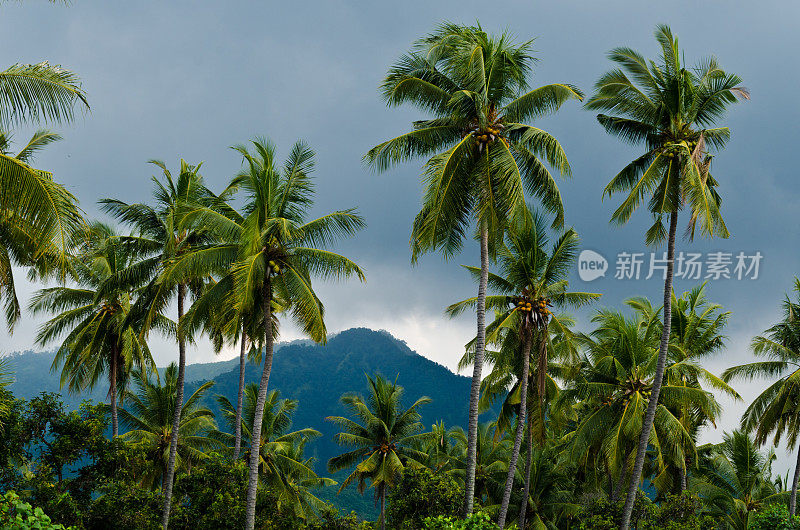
left=161, top=283, right=187, bottom=530
left=620, top=210, right=678, bottom=530
left=245, top=276, right=275, bottom=530
left=613, top=452, right=632, bottom=502
left=463, top=224, right=489, bottom=517
left=379, top=485, right=387, bottom=530
left=497, top=331, right=532, bottom=527
left=679, top=464, right=687, bottom=493
left=109, top=343, right=118, bottom=438
left=517, top=412, right=533, bottom=529
left=790, top=446, right=800, bottom=515
left=233, top=332, right=247, bottom=461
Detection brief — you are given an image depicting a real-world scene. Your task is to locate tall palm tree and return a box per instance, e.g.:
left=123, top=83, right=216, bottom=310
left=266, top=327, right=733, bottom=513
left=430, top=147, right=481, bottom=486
left=722, top=278, right=800, bottom=514
left=691, top=430, right=785, bottom=530
left=178, top=191, right=277, bottom=463
left=119, top=363, right=220, bottom=489
left=587, top=25, right=748, bottom=529
left=29, top=223, right=162, bottom=437
left=366, top=23, right=582, bottom=514
left=165, top=137, right=365, bottom=530
left=100, top=159, right=214, bottom=528
left=327, top=374, right=431, bottom=530
left=448, top=206, right=598, bottom=527
left=215, top=384, right=333, bottom=520
left=558, top=300, right=721, bottom=502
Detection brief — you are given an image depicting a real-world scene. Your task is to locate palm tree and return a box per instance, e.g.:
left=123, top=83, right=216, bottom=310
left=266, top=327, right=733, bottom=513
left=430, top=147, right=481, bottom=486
left=0, top=129, right=81, bottom=331
left=558, top=300, right=722, bottom=502
left=29, top=223, right=161, bottom=437
left=691, top=430, right=785, bottom=530
left=165, top=137, right=365, bottom=530
left=515, top=438, right=578, bottom=529
left=666, top=283, right=739, bottom=491
left=119, top=363, right=220, bottom=489
left=448, top=421, right=511, bottom=514
left=215, top=384, right=333, bottom=520
left=100, top=159, right=214, bottom=527
left=587, top=25, right=748, bottom=529
left=327, top=374, right=431, bottom=530
left=366, top=23, right=582, bottom=514
left=447, top=206, right=598, bottom=527
left=722, top=278, right=800, bottom=514
left=178, top=190, right=277, bottom=463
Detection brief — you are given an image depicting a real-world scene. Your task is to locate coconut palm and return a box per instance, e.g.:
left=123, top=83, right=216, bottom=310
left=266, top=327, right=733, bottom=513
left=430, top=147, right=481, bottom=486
left=100, top=159, right=215, bottom=528
left=691, top=430, right=785, bottom=529
left=558, top=300, right=722, bottom=503
left=29, top=223, right=162, bottom=437
left=666, top=283, right=739, bottom=491
left=119, top=363, right=220, bottom=489
left=215, top=384, right=333, bottom=520
left=411, top=420, right=462, bottom=473
left=587, top=25, right=748, bottom=529
left=722, top=278, right=800, bottom=514
left=177, top=191, right=278, bottom=463
left=367, top=23, right=582, bottom=514
left=447, top=206, right=598, bottom=526
left=448, top=422, right=511, bottom=514
left=327, top=374, right=431, bottom=530
left=515, top=438, right=578, bottom=530
left=165, top=137, right=364, bottom=530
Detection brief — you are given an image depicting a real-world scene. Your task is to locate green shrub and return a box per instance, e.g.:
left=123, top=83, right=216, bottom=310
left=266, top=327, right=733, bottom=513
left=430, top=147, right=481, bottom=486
left=85, top=481, right=162, bottom=530
left=749, top=504, right=800, bottom=530
left=0, top=491, right=74, bottom=530
left=422, top=511, right=502, bottom=529
left=387, top=468, right=463, bottom=529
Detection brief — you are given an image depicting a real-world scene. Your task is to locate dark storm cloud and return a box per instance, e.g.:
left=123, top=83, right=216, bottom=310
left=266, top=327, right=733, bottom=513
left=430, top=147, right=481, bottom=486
left=1, top=0, right=798, bottom=466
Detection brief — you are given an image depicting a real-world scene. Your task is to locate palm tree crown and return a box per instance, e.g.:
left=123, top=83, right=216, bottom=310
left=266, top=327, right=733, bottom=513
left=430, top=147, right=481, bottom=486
left=327, top=374, right=431, bottom=530
left=120, top=363, right=220, bottom=489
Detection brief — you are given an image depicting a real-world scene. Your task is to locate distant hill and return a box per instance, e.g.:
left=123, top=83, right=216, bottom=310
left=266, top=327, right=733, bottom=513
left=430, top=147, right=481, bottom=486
left=4, top=328, right=493, bottom=519
left=4, top=350, right=242, bottom=408
left=191, top=327, right=484, bottom=468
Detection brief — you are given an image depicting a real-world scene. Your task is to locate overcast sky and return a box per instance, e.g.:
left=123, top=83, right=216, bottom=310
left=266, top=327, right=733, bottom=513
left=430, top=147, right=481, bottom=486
left=1, top=0, right=799, bottom=470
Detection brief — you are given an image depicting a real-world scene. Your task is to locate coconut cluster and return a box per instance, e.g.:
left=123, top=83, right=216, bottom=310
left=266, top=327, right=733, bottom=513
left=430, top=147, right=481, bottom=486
left=268, top=260, right=281, bottom=275
left=663, top=138, right=701, bottom=159
left=472, top=124, right=504, bottom=146
left=515, top=297, right=551, bottom=316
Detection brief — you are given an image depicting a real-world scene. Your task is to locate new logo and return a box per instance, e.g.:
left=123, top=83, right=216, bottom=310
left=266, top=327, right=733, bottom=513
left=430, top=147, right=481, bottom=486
left=578, top=250, right=608, bottom=282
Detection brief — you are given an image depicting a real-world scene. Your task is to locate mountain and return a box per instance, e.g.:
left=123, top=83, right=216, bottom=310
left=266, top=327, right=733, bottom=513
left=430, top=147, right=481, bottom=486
left=191, top=327, right=481, bottom=467
left=4, top=328, right=491, bottom=518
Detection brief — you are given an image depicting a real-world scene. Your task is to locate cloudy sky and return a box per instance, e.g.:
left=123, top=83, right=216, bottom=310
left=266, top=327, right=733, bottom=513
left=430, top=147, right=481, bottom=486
left=2, top=1, right=798, bottom=468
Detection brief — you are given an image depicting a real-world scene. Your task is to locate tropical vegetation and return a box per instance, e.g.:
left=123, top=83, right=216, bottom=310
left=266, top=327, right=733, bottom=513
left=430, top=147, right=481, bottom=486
left=4, top=7, right=800, bottom=530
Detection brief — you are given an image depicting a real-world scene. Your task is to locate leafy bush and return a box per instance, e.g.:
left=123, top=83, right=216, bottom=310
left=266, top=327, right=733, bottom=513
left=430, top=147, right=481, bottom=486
left=576, top=493, right=715, bottom=530
left=85, top=481, right=162, bottom=530
left=0, top=491, right=74, bottom=530
left=749, top=504, right=800, bottom=530
left=387, top=467, right=463, bottom=529
left=422, top=511, right=501, bottom=529
left=639, top=494, right=716, bottom=530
